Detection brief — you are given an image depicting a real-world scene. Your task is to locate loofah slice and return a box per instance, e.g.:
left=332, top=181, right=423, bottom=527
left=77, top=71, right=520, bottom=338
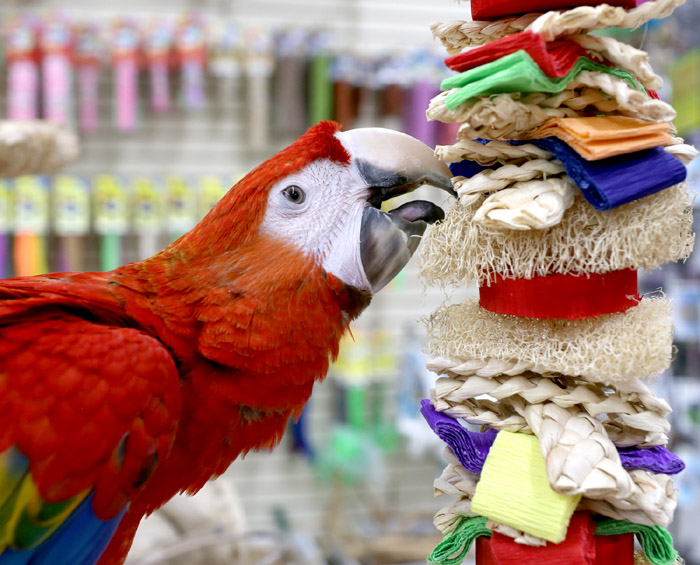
left=419, top=183, right=694, bottom=287
left=425, top=297, right=672, bottom=384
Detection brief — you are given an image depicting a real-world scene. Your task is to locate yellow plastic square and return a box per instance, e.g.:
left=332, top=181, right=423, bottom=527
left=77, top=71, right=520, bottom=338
left=471, top=431, right=580, bottom=543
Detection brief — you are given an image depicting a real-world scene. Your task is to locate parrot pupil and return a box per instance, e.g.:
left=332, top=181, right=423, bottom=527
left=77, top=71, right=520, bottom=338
left=283, top=185, right=305, bottom=204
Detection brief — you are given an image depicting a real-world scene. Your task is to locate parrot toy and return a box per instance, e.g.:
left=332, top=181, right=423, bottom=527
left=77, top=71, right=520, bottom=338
left=0, top=121, right=453, bottom=564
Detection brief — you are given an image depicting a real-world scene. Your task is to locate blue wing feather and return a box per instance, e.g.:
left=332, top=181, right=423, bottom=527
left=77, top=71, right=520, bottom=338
left=0, top=494, right=126, bottom=565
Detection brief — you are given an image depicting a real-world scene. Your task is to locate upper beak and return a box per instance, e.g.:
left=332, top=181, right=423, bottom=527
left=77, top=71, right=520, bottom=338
left=335, top=128, right=455, bottom=293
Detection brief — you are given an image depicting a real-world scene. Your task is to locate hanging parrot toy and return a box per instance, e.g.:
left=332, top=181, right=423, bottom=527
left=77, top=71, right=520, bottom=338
left=0, top=121, right=453, bottom=564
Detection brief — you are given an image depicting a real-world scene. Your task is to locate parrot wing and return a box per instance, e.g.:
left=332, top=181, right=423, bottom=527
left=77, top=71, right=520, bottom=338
left=0, top=311, right=182, bottom=565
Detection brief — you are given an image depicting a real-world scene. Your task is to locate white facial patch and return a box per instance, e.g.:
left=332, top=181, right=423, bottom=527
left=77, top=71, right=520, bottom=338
left=258, top=158, right=373, bottom=292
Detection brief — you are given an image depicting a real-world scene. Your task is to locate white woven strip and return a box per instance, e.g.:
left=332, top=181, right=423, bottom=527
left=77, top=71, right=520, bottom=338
left=427, top=90, right=579, bottom=129
left=428, top=89, right=625, bottom=139
left=435, top=139, right=553, bottom=166
left=430, top=14, right=540, bottom=54
left=0, top=121, right=79, bottom=178
left=521, top=402, right=635, bottom=498
left=486, top=520, right=548, bottom=547
left=430, top=392, right=667, bottom=447
left=434, top=496, right=475, bottom=535
left=434, top=374, right=671, bottom=423
left=578, top=469, right=678, bottom=527
left=665, top=140, right=699, bottom=165
left=453, top=159, right=566, bottom=205
left=427, top=358, right=673, bottom=417
left=571, top=71, right=676, bottom=122
left=528, top=0, right=685, bottom=41
left=473, top=176, right=577, bottom=230
left=427, top=356, right=547, bottom=378
left=435, top=447, right=479, bottom=496
left=557, top=88, right=621, bottom=113
left=569, top=34, right=663, bottom=91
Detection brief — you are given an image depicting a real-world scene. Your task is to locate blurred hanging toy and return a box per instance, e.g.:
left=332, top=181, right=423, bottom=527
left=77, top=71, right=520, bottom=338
left=145, top=20, right=174, bottom=115
left=111, top=18, right=141, bottom=133
left=4, top=14, right=40, bottom=121
left=420, top=0, right=697, bottom=564
left=40, top=13, right=74, bottom=126
left=74, top=22, right=102, bottom=134
left=175, top=14, right=207, bottom=110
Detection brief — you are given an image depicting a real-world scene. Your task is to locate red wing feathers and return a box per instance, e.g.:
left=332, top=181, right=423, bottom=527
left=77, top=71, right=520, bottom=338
left=0, top=313, right=181, bottom=520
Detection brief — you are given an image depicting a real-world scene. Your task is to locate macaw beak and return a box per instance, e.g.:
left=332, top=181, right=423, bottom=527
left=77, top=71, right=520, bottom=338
left=335, top=128, right=455, bottom=293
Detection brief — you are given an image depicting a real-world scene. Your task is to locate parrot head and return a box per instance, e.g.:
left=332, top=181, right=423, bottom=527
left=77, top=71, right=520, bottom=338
left=260, top=123, right=454, bottom=295
left=258, top=121, right=453, bottom=292
left=182, top=120, right=453, bottom=303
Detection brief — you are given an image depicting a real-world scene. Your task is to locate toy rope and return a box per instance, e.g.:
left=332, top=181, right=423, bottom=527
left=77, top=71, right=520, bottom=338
left=578, top=469, right=677, bottom=527
left=665, top=139, right=699, bottom=165
left=427, top=90, right=578, bottom=131
left=429, top=0, right=683, bottom=54
left=472, top=176, right=577, bottom=230
left=435, top=139, right=553, bottom=166
left=428, top=89, right=617, bottom=139
left=431, top=384, right=668, bottom=448
left=435, top=496, right=477, bottom=536
left=435, top=446, right=479, bottom=498
left=434, top=375, right=671, bottom=430
left=434, top=447, right=478, bottom=534
left=569, top=34, right=662, bottom=91
left=528, top=0, right=686, bottom=42
left=428, top=358, right=672, bottom=415
left=570, top=71, right=675, bottom=122
left=0, top=121, right=79, bottom=177
left=430, top=14, right=540, bottom=54
left=453, top=159, right=565, bottom=204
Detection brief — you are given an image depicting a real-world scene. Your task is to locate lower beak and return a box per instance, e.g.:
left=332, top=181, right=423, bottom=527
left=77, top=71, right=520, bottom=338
left=360, top=201, right=445, bottom=293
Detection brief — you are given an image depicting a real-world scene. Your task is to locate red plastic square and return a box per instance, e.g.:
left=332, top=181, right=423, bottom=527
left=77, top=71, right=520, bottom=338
left=471, top=0, right=638, bottom=21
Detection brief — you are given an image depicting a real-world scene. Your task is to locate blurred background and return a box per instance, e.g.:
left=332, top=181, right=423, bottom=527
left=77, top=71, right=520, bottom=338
left=0, top=0, right=699, bottom=563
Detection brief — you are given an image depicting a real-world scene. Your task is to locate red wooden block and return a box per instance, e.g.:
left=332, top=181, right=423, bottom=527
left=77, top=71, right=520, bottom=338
left=478, top=269, right=639, bottom=319
left=486, top=513, right=596, bottom=565
left=471, top=0, right=637, bottom=21
left=595, top=533, right=634, bottom=565
left=476, top=536, right=499, bottom=565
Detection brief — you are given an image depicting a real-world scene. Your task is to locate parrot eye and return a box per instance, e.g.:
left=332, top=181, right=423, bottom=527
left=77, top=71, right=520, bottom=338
left=282, top=185, right=306, bottom=204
